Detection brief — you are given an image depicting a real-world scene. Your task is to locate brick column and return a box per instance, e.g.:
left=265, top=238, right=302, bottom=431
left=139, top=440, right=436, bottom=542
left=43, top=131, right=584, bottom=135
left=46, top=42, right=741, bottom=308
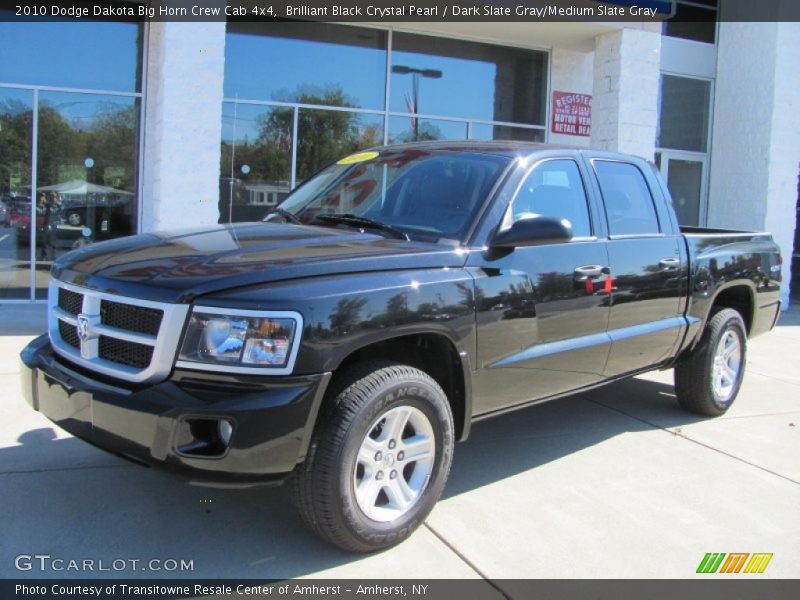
left=591, top=26, right=661, bottom=160
left=141, top=21, right=226, bottom=233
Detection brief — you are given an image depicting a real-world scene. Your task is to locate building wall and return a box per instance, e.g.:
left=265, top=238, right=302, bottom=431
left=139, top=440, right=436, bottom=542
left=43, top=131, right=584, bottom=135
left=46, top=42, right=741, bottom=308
left=550, top=47, right=594, bottom=147
left=708, top=22, right=800, bottom=305
left=135, top=21, right=797, bottom=305
left=141, top=22, right=226, bottom=233
left=590, top=25, right=662, bottom=160
left=765, top=22, right=800, bottom=306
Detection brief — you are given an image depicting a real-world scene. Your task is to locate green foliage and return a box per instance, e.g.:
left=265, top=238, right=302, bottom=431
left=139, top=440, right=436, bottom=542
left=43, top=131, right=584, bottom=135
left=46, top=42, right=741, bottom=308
left=0, top=97, right=138, bottom=195
left=220, top=86, right=384, bottom=199
left=0, top=99, right=33, bottom=194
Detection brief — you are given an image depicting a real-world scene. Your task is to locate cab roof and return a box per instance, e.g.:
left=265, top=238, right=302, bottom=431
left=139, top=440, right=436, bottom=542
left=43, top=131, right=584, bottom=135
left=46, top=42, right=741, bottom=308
left=369, top=140, right=650, bottom=165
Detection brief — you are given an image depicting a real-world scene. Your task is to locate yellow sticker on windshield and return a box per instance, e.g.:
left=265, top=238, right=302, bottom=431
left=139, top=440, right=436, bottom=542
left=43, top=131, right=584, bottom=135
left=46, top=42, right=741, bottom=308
left=337, top=151, right=379, bottom=165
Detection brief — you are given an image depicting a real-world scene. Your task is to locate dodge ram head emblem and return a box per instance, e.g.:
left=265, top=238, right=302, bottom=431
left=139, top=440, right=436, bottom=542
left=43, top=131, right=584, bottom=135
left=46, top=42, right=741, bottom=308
left=77, top=314, right=92, bottom=342
left=74, top=313, right=100, bottom=359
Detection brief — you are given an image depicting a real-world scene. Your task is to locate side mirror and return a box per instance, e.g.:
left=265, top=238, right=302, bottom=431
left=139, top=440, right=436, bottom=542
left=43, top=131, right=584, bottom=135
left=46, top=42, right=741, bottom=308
left=491, top=216, right=573, bottom=248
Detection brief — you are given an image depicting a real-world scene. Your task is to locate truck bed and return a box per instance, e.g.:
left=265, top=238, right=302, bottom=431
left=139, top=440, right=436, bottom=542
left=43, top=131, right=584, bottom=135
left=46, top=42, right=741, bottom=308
left=680, top=225, right=773, bottom=238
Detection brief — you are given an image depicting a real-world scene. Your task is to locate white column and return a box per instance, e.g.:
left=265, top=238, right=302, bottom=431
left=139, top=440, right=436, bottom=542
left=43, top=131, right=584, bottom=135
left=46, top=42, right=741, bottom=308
left=141, top=21, right=226, bottom=233
left=591, top=26, right=661, bottom=160
left=708, top=22, right=800, bottom=306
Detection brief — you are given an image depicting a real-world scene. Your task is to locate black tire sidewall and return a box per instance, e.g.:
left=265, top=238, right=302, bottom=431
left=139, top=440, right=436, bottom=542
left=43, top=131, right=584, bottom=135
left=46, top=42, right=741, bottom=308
left=334, top=375, right=453, bottom=549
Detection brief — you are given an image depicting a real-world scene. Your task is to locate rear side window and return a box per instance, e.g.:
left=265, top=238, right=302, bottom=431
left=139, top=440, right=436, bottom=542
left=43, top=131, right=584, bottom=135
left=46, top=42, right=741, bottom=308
left=511, top=159, right=592, bottom=238
left=594, top=160, right=661, bottom=236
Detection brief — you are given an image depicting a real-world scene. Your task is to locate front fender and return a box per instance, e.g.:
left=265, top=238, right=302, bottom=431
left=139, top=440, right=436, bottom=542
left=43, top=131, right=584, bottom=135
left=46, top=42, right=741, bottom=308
left=195, top=268, right=478, bottom=375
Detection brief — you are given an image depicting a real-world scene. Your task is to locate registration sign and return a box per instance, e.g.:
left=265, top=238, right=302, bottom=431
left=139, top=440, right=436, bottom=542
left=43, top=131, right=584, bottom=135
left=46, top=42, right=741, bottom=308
left=551, top=91, right=592, bottom=137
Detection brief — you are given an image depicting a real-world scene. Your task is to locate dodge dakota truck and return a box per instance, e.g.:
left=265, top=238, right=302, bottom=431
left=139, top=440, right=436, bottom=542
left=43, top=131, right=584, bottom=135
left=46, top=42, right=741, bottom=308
left=20, top=142, right=783, bottom=552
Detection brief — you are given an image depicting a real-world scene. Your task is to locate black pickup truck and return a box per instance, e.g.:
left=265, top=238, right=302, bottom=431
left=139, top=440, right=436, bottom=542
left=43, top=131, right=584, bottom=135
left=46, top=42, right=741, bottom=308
left=21, top=142, right=783, bottom=552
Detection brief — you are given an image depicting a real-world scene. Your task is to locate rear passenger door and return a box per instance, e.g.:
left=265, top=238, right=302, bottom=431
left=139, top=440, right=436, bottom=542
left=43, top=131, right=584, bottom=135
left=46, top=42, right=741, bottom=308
left=589, top=158, right=684, bottom=376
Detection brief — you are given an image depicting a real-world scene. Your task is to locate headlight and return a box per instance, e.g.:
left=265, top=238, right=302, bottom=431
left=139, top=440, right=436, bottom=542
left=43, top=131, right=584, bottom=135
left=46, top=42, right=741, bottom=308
left=176, top=308, right=303, bottom=374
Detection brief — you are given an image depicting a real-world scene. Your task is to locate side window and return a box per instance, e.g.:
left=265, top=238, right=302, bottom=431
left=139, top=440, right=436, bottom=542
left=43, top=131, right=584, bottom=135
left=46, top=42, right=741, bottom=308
left=593, top=160, right=661, bottom=236
left=510, top=159, right=592, bottom=238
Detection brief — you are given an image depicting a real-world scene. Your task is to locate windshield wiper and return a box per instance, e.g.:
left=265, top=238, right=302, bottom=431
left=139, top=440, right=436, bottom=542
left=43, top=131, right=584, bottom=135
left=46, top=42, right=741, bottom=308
left=314, top=213, right=410, bottom=241
left=263, top=207, right=302, bottom=224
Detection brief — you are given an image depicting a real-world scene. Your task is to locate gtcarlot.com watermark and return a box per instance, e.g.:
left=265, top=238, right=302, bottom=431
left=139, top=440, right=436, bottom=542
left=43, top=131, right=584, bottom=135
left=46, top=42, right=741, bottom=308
left=14, top=554, right=194, bottom=573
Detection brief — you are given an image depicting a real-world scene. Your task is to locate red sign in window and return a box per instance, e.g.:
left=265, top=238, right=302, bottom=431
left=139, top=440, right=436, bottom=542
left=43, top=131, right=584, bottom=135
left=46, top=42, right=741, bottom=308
left=551, top=91, right=592, bottom=137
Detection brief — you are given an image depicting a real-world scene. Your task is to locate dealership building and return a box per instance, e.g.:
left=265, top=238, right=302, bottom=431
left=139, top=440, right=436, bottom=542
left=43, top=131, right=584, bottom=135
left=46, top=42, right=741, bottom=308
left=1, top=1, right=799, bottom=306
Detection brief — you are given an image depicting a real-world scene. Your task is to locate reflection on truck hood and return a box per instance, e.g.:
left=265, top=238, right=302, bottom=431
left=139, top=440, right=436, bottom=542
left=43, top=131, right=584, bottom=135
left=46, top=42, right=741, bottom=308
left=52, top=222, right=466, bottom=303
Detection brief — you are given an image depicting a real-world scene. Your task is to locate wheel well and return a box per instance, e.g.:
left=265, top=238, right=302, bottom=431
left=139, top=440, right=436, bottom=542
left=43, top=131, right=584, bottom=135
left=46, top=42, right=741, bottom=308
left=334, top=334, right=467, bottom=441
left=712, top=286, right=753, bottom=333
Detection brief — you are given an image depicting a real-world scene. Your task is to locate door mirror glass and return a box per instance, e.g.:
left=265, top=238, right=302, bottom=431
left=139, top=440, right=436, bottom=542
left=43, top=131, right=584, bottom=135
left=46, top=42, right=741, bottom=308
left=492, top=215, right=573, bottom=248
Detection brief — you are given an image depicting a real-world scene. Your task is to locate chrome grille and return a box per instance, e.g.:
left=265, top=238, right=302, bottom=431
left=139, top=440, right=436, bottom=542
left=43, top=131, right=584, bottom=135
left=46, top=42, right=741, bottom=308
left=48, top=279, right=190, bottom=383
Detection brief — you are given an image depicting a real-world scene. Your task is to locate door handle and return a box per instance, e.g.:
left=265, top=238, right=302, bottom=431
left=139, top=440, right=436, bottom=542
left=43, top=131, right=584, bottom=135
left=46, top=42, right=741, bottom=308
left=659, top=257, right=681, bottom=270
left=573, top=265, right=605, bottom=281
left=575, top=265, right=611, bottom=294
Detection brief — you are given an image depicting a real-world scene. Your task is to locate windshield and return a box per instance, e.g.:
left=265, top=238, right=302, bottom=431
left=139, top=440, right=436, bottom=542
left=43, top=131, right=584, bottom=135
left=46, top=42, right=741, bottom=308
left=268, top=148, right=510, bottom=243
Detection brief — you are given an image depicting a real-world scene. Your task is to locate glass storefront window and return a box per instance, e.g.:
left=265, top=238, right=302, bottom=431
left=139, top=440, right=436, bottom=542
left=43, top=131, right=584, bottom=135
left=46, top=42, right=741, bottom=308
left=296, top=109, right=383, bottom=183
left=0, top=89, right=33, bottom=299
left=657, top=75, right=711, bottom=153
left=388, top=117, right=468, bottom=145
left=225, top=22, right=387, bottom=110
left=35, top=92, right=140, bottom=298
left=1, top=19, right=143, bottom=301
left=0, top=20, right=142, bottom=92
left=220, top=103, right=293, bottom=224
left=390, top=33, right=548, bottom=125
left=220, top=24, right=551, bottom=225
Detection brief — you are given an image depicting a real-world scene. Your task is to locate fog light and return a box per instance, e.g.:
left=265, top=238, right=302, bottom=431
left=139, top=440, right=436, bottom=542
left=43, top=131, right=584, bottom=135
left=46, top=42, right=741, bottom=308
left=218, top=419, right=233, bottom=446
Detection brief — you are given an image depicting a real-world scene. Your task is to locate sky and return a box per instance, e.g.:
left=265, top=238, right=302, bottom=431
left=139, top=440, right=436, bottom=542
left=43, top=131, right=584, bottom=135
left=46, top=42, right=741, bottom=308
left=224, top=33, right=497, bottom=121
left=0, top=19, right=140, bottom=93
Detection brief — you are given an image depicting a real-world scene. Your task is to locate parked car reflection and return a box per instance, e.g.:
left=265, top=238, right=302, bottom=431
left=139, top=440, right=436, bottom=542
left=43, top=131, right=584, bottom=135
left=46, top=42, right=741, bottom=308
left=36, top=180, right=135, bottom=258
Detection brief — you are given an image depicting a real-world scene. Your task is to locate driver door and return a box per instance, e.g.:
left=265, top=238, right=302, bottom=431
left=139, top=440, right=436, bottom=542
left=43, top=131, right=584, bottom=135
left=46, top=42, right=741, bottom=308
left=469, top=157, right=612, bottom=415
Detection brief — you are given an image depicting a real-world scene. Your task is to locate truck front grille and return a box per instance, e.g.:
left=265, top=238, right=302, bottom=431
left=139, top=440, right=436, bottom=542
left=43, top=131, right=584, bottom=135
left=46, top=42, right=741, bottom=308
left=48, top=279, right=189, bottom=383
left=99, top=335, right=154, bottom=369
left=58, top=288, right=83, bottom=316
left=100, top=300, right=163, bottom=336
left=58, top=319, right=81, bottom=349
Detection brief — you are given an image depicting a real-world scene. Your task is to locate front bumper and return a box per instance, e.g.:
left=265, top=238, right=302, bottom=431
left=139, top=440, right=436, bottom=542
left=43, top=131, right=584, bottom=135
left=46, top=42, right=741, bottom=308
left=20, top=335, right=331, bottom=488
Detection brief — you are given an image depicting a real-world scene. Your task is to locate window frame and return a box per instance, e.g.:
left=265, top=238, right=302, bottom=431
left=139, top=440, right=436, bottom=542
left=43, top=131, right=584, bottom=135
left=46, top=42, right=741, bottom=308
left=590, top=158, right=665, bottom=240
left=657, top=73, right=713, bottom=154
left=502, top=157, right=597, bottom=242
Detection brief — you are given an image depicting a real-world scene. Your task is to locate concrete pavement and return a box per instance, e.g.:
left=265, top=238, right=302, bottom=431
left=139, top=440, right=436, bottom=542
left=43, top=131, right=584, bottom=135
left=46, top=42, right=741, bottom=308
left=0, top=305, right=798, bottom=583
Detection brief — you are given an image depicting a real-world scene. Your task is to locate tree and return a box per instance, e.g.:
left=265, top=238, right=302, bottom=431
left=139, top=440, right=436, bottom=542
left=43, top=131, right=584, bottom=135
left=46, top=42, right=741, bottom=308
left=36, top=104, right=87, bottom=188
left=85, top=102, right=138, bottom=191
left=0, top=99, right=32, bottom=195
left=221, top=85, right=384, bottom=191
left=329, top=297, right=368, bottom=336
left=391, top=121, right=443, bottom=144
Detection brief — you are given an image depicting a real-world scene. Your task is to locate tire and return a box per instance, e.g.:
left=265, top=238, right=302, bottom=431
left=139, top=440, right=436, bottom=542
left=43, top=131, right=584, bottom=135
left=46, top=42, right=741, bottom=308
left=290, top=361, right=454, bottom=552
left=674, top=308, right=747, bottom=416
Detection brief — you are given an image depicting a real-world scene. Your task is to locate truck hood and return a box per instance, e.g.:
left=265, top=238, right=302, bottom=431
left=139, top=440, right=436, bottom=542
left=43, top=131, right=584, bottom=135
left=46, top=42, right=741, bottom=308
left=52, top=222, right=468, bottom=303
